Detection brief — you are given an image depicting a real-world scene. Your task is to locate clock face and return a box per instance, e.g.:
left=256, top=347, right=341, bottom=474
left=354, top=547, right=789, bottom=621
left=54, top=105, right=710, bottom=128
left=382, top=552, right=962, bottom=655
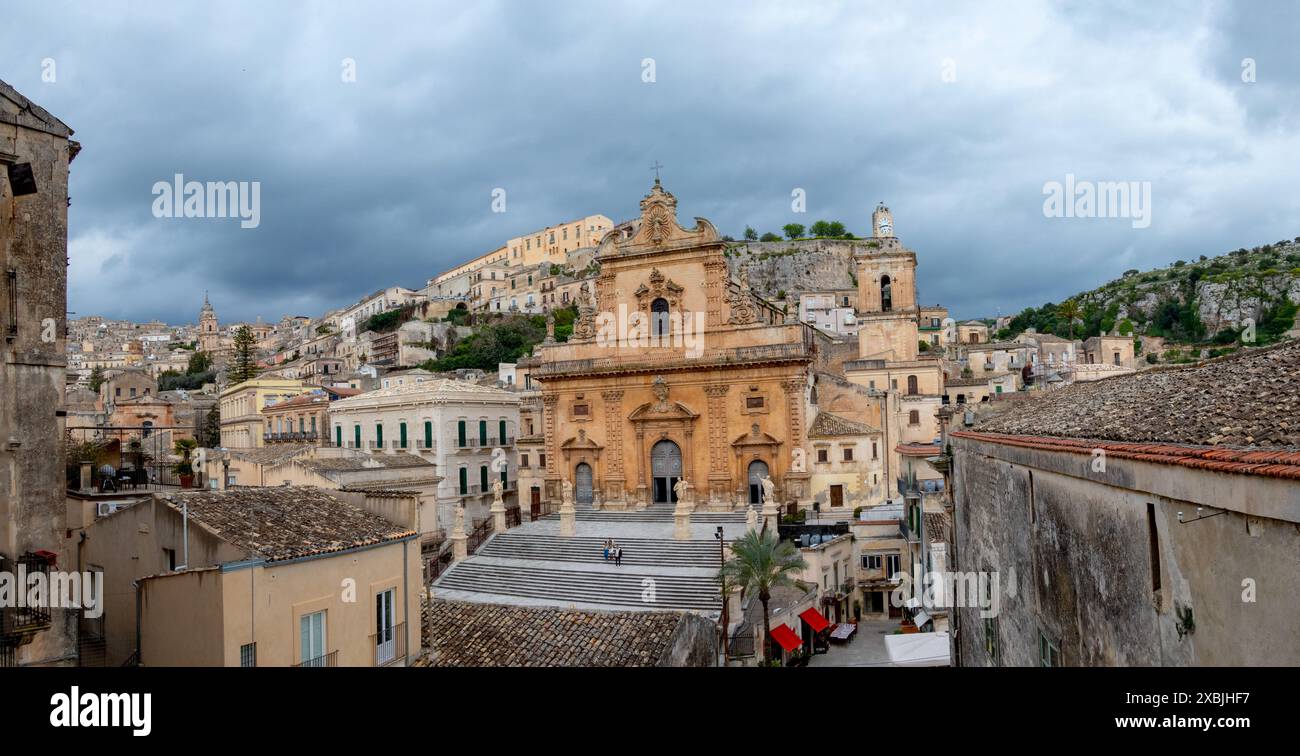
left=878, top=219, right=892, bottom=234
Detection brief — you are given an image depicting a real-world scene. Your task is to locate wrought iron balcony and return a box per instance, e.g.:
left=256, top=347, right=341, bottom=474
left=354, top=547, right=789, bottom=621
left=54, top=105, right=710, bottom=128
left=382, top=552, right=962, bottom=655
left=372, top=622, right=406, bottom=667
left=293, top=650, right=338, bottom=668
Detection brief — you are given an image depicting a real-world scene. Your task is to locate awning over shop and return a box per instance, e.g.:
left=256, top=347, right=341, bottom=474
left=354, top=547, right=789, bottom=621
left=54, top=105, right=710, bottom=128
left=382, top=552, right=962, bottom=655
left=770, top=624, right=803, bottom=653
left=884, top=631, right=951, bottom=667
left=798, top=607, right=830, bottom=633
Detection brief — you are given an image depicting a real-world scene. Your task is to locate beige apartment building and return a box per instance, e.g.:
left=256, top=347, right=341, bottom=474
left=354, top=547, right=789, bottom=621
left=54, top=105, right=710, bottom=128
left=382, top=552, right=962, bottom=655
left=506, top=214, right=613, bottom=267
left=72, top=487, right=421, bottom=667
left=219, top=377, right=306, bottom=448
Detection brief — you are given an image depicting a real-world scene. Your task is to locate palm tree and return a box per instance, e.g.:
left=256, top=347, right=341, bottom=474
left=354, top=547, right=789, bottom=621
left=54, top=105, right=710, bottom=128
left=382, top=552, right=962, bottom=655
left=718, top=529, right=808, bottom=663
left=1057, top=299, right=1082, bottom=341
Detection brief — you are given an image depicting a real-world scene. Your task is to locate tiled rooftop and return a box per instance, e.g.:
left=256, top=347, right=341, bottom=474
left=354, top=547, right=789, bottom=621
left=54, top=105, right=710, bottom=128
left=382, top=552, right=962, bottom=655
left=808, top=410, right=880, bottom=438
left=973, top=340, right=1300, bottom=449
left=419, top=600, right=690, bottom=667
left=226, top=444, right=315, bottom=466
left=157, top=486, right=414, bottom=562
left=330, top=378, right=518, bottom=407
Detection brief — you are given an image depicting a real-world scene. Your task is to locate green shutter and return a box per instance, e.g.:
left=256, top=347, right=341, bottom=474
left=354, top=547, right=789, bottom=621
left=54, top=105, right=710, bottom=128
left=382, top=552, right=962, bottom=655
left=376, top=424, right=384, bottom=449
left=335, top=426, right=342, bottom=447
left=459, top=467, right=467, bottom=495
left=479, top=420, right=487, bottom=445
left=499, top=419, right=507, bottom=444
left=399, top=422, right=407, bottom=449
left=480, top=465, right=488, bottom=490
left=458, top=420, right=466, bottom=447
left=424, top=421, right=432, bottom=448
left=354, top=425, right=361, bottom=449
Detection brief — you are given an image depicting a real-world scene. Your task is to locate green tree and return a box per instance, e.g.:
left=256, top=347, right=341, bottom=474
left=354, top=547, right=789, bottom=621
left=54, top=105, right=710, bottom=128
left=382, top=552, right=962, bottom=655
left=718, top=529, right=808, bottom=663
left=743, top=226, right=758, bottom=241
left=809, top=220, right=832, bottom=237
left=199, top=404, right=221, bottom=448
left=227, top=325, right=259, bottom=385
left=88, top=366, right=106, bottom=393
left=1056, top=299, right=1082, bottom=340
left=759, top=232, right=781, bottom=242
left=187, top=350, right=212, bottom=375
left=826, top=221, right=847, bottom=237
left=782, top=223, right=805, bottom=240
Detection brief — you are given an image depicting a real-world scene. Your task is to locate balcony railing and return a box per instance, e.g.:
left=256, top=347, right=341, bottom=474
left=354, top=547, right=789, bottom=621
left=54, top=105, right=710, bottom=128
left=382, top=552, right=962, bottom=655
left=456, top=436, right=515, bottom=450
left=293, top=650, right=338, bottom=668
left=1, top=553, right=52, bottom=643
left=372, top=622, right=407, bottom=667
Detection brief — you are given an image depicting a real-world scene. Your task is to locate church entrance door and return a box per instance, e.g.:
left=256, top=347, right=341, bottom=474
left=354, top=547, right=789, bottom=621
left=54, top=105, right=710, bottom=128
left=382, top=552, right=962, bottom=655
left=575, top=463, right=593, bottom=505
left=747, top=459, right=769, bottom=505
left=651, top=440, right=682, bottom=505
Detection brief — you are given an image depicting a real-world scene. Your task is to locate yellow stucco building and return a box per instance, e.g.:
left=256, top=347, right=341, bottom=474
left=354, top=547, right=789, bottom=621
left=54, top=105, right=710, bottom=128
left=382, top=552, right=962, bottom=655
left=534, top=181, right=814, bottom=509
left=219, top=377, right=306, bottom=448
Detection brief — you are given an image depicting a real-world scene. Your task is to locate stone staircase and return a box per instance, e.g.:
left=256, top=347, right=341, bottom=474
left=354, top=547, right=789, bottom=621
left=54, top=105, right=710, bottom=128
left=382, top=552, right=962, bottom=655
left=477, top=532, right=723, bottom=568
left=434, top=560, right=722, bottom=611
left=431, top=522, right=740, bottom=612
left=542, top=502, right=750, bottom=524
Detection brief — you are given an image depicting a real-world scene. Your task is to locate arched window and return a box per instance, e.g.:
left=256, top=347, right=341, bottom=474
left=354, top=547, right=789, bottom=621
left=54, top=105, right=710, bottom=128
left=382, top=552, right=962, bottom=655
left=651, top=298, right=670, bottom=337
left=880, top=276, right=892, bottom=312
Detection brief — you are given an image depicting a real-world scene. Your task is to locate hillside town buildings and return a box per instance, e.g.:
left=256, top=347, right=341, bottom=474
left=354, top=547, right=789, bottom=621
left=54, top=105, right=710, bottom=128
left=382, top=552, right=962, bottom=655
left=10, top=71, right=1295, bottom=668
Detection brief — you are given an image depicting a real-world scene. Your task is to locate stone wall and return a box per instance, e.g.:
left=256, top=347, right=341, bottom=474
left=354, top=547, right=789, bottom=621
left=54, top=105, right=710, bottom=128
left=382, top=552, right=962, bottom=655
left=1, top=83, right=77, bottom=665
left=657, top=611, right=719, bottom=667
left=952, top=434, right=1300, bottom=666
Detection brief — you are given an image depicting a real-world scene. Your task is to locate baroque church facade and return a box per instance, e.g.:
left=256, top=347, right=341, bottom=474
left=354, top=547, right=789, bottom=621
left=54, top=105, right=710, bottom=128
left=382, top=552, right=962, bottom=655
left=534, top=180, right=814, bottom=510
left=534, top=182, right=944, bottom=512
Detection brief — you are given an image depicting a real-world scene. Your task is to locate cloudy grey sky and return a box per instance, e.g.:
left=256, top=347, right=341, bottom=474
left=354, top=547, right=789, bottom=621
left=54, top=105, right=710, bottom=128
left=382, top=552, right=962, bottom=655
left=4, top=0, right=1298, bottom=325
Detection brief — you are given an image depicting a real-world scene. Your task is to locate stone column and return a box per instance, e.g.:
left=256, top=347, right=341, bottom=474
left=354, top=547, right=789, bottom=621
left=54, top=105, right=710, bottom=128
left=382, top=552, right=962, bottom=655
left=634, top=426, right=648, bottom=510
left=673, top=489, right=693, bottom=541
left=705, top=384, right=731, bottom=509
left=559, top=479, right=576, bottom=537
left=704, top=258, right=726, bottom=328
left=601, top=389, right=625, bottom=507
left=450, top=506, right=468, bottom=563
left=542, top=393, right=560, bottom=502
left=490, top=487, right=507, bottom=533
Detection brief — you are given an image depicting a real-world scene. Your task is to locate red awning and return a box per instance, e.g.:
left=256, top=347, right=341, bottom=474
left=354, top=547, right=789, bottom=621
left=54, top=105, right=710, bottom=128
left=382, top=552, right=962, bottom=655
left=799, top=607, right=831, bottom=633
left=770, top=624, right=803, bottom=653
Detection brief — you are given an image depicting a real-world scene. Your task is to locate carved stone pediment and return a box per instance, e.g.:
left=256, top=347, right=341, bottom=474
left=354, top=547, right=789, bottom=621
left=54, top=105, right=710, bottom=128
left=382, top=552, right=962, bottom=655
left=560, top=428, right=603, bottom=451
left=596, top=180, right=720, bottom=257
left=628, top=400, right=699, bottom=423
left=633, top=268, right=685, bottom=312
left=732, top=423, right=781, bottom=448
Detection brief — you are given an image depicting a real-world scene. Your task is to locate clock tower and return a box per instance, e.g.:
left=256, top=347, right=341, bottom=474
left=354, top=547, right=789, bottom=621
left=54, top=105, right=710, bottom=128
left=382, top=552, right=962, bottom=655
left=872, top=202, right=895, bottom=239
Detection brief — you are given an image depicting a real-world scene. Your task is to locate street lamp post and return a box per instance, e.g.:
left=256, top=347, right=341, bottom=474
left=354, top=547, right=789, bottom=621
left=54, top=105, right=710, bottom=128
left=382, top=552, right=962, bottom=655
left=715, top=525, right=728, bottom=662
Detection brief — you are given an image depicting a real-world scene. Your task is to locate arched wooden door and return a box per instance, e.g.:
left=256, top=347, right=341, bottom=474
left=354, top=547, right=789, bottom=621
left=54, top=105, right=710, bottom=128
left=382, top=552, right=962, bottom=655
left=651, top=440, right=682, bottom=504
left=575, top=463, right=593, bottom=505
left=747, top=459, right=769, bottom=504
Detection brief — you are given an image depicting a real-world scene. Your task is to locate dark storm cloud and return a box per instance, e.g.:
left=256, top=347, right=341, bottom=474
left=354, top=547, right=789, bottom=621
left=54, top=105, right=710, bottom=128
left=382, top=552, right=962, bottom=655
left=3, top=0, right=1298, bottom=325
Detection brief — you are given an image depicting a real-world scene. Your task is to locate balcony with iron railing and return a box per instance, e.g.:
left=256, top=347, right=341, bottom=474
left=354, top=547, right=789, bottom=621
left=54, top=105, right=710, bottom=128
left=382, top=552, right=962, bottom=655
left=1, top=553, right=53, bottom=654
left=293, top=650, right=338, bottom=668
left=455, top=436, right=515, bottom=451
left=372, top=622, right=407, bottom=666
left=458, top=480, right=517, bottom=497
